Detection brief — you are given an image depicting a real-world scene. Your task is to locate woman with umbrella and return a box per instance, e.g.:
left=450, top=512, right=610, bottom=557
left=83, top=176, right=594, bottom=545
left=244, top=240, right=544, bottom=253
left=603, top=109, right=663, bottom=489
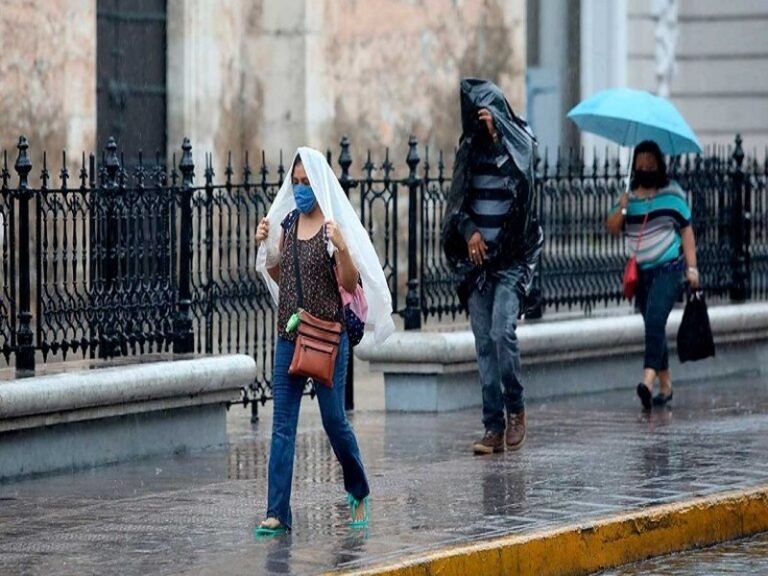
left=568, top=89, right=703, bottom=410
left=606, top=140, right=700, bottom=409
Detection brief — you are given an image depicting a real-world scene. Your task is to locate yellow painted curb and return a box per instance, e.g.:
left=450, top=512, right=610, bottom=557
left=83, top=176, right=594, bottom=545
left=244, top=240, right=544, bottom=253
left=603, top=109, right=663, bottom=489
left=326, top=485, right=768, bottom=576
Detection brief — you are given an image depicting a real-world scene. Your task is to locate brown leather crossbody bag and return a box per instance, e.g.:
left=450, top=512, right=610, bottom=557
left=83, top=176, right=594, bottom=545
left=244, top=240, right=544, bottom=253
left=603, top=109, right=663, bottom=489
left=287, top=221, right=343, bottom=387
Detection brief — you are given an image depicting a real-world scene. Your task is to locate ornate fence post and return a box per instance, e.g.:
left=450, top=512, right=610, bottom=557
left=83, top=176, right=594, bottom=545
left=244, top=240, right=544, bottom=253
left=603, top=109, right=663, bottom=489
left=98, top=138, right=121, bottom=358
left=339, top=136, right=352, bottom=195
left=730, top=135, right=749, bottom=302
left=14, top=137, right=35, bottom=372
left=403, top=135, right=422, bottom=330
left=174, top=139, right=195, bottom=353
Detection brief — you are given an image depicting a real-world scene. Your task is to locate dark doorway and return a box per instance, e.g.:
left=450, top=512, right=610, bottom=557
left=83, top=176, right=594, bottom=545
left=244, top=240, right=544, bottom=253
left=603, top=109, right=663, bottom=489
left=97, top=0, right=167, bottom=166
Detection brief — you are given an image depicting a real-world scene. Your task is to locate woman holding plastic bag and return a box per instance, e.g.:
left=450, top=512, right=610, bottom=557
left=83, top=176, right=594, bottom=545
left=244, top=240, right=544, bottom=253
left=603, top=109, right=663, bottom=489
left=254, top=147, right=394, bottom=535
left=606, top=140, right=700, bottom=410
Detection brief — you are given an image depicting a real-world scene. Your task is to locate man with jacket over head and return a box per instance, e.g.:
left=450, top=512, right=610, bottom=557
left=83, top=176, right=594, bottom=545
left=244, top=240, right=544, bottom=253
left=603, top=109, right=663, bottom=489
left=442, top=78, right=544, bottom=455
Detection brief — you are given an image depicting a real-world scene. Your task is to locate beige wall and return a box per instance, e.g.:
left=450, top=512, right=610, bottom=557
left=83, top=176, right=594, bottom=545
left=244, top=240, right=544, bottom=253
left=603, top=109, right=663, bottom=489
left=2, top=0, right=526, bottom=176
left=168, top=0, right=527, bottom=174
left=628, top=0, right=768, bottom=153
left=0, top=0, right=96, bottom=179
left=310, top=0, right=527, bottom=161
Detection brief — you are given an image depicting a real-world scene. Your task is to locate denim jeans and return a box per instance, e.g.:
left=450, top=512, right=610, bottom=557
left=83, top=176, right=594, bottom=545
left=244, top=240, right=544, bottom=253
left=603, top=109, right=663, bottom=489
left=266, top=333, right=369, bottom=529
left=635, top=260, right=684, bottom=372
left=467, top=266, right=524, bottom=433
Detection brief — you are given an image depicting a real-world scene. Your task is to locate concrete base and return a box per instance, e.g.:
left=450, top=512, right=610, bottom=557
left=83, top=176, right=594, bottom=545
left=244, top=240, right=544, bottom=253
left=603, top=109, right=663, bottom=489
left=0, top=356, right=256, bottom=480
left=358, top=303, right=768, bottom=412
left=524, top=337, right=768, bottom=401
left=384, top=366, right=480, bottom=412
left=0, top=404, right=225, bottom=479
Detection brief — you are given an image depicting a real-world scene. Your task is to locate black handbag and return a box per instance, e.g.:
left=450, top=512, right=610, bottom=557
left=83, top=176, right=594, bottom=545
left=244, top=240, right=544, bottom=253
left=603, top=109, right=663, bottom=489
left=677, top=290, right=715, bottom=363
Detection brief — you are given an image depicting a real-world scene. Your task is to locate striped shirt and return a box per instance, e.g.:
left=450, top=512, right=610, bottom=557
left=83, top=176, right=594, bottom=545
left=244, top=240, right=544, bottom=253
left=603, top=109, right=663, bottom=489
left=623, top=181, right=691, bottom=270
left=467, top=144, right=520, bottom=245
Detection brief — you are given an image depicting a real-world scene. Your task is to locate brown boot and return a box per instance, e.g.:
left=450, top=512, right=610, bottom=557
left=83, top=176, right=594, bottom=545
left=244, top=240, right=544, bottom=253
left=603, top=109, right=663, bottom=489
left=472, top=430, right=504, bottom=455
left=506, top=410, right=527, bottom=450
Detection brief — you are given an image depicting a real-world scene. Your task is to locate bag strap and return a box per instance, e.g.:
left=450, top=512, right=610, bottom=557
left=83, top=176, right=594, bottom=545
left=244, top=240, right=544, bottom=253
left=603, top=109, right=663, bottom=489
left=635, top=209, right=650, bottom=252
left=291, top=219, right=304, bottom=308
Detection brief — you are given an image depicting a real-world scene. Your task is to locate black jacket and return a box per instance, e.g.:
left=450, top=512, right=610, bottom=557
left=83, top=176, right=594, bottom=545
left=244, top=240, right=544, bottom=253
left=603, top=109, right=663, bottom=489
left=442, top=78, right=544, bottom=305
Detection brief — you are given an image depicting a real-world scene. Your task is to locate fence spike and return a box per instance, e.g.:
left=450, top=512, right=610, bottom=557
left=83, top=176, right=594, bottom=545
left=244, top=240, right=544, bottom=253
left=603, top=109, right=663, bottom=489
left=278, top=150, right=285, bottom=182
left=243, top=150, right=251, bottom=185
left=79, top=152, right=88, bottom=188
left=41, top=151, right=49, bottom=189
left=60, top=150, right=69, bottom=188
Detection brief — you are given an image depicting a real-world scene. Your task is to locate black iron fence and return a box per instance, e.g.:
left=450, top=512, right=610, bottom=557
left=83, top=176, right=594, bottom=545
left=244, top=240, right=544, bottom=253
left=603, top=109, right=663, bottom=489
left=416, top=135, right=768, bottom=321
left=1, top=134, right=766, bottom=406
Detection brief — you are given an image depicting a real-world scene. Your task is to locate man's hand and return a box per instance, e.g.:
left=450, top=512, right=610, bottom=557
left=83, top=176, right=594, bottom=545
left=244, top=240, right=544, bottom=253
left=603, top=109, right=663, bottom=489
left=478, top=108, right=498, bottom=142
left=467, top=232, right=487, bottom=266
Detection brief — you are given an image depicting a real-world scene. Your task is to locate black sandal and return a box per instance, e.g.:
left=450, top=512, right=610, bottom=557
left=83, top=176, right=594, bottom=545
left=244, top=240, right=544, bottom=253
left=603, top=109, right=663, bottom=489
left=652, top=389, right=674, bottom=407
left=636, top=383, right=652, bottom=410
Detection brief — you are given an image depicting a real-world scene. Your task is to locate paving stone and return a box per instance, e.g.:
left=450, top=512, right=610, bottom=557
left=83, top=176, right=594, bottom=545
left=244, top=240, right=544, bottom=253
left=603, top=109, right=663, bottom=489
left=0, top=374, right=767, bottom=575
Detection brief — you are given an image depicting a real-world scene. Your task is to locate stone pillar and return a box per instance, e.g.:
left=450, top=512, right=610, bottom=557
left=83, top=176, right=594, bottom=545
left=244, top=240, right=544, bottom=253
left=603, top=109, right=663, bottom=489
left=304, top=0, right=335, bottom=150
left=652, top=0, right=678, bottom=98
left=579, top=0, right=627, bottom=162
left=64, top=1, right=97, bottom=156
left=246, top=0, right=310, bottom=157
left=166, top=0, right=243, bottom=170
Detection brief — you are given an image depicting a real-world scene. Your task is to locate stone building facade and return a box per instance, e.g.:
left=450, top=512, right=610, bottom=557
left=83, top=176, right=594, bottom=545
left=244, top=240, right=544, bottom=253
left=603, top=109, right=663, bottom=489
left=1, top=0, right=527, bottom=175
left=527, top=0, right=768, bottom=155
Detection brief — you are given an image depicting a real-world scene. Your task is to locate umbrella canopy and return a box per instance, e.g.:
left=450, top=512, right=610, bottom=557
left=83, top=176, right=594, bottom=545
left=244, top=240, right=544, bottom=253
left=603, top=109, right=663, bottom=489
left=567, top=88, right=702, bottom=155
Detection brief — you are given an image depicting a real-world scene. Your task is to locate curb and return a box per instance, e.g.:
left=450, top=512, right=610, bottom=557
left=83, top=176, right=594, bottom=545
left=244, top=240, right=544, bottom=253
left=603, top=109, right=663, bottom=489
left=326, top=485, right=768, bottom=576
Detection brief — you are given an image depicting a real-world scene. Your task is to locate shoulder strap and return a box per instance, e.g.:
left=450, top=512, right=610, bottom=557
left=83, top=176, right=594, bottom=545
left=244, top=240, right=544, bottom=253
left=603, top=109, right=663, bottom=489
left=291, top=219, right=304, bottom=308
left=635, top=207, right=651, bottom=252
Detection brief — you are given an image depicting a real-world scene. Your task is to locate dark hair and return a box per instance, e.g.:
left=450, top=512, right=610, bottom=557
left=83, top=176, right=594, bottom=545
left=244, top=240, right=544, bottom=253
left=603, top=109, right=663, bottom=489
left=631, top=140, right=669, bottom=189
left=291, top=155, right=304, bottom=176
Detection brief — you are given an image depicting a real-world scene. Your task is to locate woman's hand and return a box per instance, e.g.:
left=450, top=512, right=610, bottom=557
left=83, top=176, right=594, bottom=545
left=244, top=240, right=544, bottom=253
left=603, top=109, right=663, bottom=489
left=681, top=226, right=699, bottom=289
left=256, top=218, right=270, bottom=245
left=686, top=267, right=700, bottom=290
left=467, top=231, right=487, bottom=266
left=325, top=220, right=348, bottom=252
left=606, top=193, right=629, bottom=236
left=327, top=220, right=358, bottom=292
left=619, top=192, right=629, bottom=210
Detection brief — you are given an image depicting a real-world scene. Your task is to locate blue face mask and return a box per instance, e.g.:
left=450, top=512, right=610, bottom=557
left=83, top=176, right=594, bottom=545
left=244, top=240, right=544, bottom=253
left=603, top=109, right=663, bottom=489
left=293, top=184, right=317, bottom=214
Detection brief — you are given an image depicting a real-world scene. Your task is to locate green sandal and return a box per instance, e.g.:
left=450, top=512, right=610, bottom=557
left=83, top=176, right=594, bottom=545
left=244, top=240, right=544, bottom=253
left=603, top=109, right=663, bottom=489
left=254, top=519, right=289, bottom=538
left=347, top=493, right=370, bottom=528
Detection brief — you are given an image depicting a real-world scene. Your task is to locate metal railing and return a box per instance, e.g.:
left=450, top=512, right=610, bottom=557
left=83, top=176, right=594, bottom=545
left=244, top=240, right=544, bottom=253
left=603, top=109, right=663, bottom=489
left=1, top=134, right=766, bottom=407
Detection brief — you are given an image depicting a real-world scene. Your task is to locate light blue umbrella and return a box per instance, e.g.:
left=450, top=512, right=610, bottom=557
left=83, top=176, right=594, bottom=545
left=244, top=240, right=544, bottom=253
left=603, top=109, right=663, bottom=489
left=567, top=88, right=703, bottom=156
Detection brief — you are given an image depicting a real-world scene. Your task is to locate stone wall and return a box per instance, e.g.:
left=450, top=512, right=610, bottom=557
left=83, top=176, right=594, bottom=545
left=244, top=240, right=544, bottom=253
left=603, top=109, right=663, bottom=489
left=167, top=0, right=526, bottom=174
left=1, top=0, right=525, bottom=174
left=0, top=0, right=96, bottom=178
left=311, top=0, right=527, bottom=161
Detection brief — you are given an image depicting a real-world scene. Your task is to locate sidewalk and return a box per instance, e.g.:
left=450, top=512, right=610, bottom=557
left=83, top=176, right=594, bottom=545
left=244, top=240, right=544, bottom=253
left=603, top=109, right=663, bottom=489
left=1, top=372, right=767, bottom=575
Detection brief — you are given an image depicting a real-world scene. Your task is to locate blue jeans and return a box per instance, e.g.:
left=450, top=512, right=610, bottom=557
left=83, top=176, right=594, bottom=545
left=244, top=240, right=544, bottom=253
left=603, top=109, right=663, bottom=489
left=468, top=267, right=524, bottom=433
left=266, top=333, right=369, bottom=529
left=635, top=260, right=684, bottom=372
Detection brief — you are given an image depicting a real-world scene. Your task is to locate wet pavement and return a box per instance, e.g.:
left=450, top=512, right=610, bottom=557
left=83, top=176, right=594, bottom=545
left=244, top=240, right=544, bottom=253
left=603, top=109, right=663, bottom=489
left=597, top=532, right=768, bottom=575
left=1, top=373, right=768, bottom=575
